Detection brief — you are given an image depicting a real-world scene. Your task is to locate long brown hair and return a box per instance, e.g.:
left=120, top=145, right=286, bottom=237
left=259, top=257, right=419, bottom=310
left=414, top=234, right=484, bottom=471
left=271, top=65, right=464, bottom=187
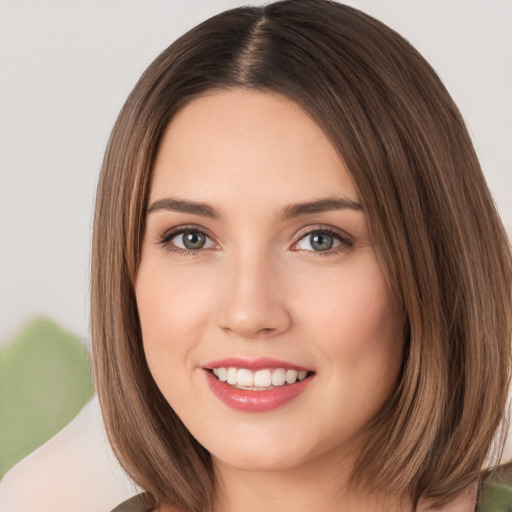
left=91, top=1, right=512, bottom=510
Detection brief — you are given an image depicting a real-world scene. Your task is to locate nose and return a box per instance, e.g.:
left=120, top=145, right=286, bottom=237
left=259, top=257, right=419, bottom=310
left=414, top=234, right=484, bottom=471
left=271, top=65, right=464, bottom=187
left=217, top=253, right=292, bottom=339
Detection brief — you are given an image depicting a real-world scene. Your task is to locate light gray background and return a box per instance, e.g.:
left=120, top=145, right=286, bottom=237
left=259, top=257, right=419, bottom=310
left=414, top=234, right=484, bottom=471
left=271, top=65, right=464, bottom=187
left=1, top=0, right=511, bottom=348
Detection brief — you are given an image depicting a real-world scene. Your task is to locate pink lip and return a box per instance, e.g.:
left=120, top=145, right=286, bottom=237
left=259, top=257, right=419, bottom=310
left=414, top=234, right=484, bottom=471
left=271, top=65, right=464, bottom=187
left=202, top=358, right=315, bottom=413
left=203, top=357, right=312, bottom=372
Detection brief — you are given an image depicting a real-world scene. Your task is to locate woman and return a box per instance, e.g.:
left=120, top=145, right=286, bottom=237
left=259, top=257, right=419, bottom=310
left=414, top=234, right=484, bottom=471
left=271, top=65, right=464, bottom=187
left=91, top=1, right=512, bottom=511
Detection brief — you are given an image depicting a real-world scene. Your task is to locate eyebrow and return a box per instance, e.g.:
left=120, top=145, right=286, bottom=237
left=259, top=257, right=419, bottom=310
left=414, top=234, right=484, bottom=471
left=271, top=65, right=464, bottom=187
left=279, top=197, right=363, bottom=220
left=147, top=196, right=363, bottom=220
left=147, top=198, right=219, bottom=218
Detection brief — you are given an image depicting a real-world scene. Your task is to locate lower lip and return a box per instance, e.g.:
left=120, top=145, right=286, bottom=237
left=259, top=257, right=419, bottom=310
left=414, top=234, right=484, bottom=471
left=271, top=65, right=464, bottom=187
left=204, top=370, right=313, bottom=412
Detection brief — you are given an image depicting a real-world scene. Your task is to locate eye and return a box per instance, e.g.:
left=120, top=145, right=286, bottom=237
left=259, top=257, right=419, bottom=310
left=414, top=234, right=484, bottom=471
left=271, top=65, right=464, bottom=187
left=159, top=228, right=217, bottom=253
left=175, top=230, right=210, bottom=250
left=292, top=228, right=353, bottom=253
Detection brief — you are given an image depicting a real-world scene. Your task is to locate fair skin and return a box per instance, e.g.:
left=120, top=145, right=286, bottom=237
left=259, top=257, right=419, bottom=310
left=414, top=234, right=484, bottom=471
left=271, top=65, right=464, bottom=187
left=135, top=90, right=476, bottom=512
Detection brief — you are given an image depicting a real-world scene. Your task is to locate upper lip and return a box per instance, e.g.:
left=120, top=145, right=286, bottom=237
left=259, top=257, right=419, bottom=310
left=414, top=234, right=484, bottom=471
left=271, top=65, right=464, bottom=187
left=202, top=357, right=313, bottom=372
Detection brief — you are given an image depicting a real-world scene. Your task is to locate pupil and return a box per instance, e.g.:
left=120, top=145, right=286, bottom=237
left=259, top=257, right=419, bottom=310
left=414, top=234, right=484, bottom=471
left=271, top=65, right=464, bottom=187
left=311, top=233, right=333, bottom=251
left=183, top=231, right=205, bottom=250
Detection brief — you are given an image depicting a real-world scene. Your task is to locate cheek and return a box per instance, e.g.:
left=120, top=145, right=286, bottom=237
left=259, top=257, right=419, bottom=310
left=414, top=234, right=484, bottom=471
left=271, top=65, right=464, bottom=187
left=296, top=254, right=403, bottom=372
left=135, top=262, right=214, bottom=374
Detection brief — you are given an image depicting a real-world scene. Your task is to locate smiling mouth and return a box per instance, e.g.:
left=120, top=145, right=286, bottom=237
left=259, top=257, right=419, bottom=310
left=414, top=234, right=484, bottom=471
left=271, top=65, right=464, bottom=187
left=209, top=367, right=313, bottom=390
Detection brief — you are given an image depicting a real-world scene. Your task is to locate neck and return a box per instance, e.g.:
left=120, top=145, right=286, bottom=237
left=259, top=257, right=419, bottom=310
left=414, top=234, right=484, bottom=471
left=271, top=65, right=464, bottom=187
left=155, top=457, right=477, bottom=512
left=211, top=452, right=413, bottom=512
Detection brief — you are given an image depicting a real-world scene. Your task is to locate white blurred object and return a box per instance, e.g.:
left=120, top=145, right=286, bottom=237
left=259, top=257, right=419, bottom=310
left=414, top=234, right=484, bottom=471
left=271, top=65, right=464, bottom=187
left=0, top=396, right=139, bottom=512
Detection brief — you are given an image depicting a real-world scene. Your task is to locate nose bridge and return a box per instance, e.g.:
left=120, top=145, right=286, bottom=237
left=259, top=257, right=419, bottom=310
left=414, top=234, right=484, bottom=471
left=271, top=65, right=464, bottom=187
left=218, top=247, right=291, bottom=338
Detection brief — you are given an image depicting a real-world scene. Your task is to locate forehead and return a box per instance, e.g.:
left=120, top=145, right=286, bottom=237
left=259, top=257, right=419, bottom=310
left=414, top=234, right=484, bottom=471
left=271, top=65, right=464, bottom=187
left=150, top=89, right=359, bottom=206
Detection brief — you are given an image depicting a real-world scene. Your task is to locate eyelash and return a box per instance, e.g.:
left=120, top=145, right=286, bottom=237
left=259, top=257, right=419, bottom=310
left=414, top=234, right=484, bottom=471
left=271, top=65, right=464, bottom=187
left=157, top=225, right=354, bottom=256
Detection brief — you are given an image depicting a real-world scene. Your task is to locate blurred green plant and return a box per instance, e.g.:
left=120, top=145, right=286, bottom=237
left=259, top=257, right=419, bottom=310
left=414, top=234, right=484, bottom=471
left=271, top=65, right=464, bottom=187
left=0, top=317, right=93, bottom=477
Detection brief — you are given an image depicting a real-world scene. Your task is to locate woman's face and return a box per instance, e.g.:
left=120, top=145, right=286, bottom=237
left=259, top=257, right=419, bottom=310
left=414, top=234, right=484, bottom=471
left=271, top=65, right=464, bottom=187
left=136, top=90, right=404, bottom=475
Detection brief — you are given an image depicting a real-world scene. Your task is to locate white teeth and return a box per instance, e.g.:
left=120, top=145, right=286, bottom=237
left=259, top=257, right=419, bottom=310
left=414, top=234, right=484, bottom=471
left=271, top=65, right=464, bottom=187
left=271, top=368, right=286, bottom=386
left=227, top=367, right=238, bottom=385
left=285, top=369, right=298, bottom=384
left=237, top=369, right=254, bottom=387
left=211, top=367, right=310, bottom=389
left=254, top=369, right=272, bottom=387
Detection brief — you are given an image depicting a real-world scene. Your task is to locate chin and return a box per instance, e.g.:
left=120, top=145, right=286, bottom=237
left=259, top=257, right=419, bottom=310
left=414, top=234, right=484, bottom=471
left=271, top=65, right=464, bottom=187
left=212, top=448, right=304, bottom=473
left=202, top=425, right=347, bottom=476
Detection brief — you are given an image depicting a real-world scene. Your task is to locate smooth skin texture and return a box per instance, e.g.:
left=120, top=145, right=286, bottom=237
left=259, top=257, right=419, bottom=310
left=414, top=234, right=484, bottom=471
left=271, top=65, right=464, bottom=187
left=135, top=90, right=416, bottom=511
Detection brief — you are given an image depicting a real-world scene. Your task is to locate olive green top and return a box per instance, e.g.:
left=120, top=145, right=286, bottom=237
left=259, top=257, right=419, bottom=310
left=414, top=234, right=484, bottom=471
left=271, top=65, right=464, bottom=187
left=111, top=464, right=512, bottom=512
left=111, top=493, right=153, bottom=512
left=478, top=463, right=512, bottom=511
